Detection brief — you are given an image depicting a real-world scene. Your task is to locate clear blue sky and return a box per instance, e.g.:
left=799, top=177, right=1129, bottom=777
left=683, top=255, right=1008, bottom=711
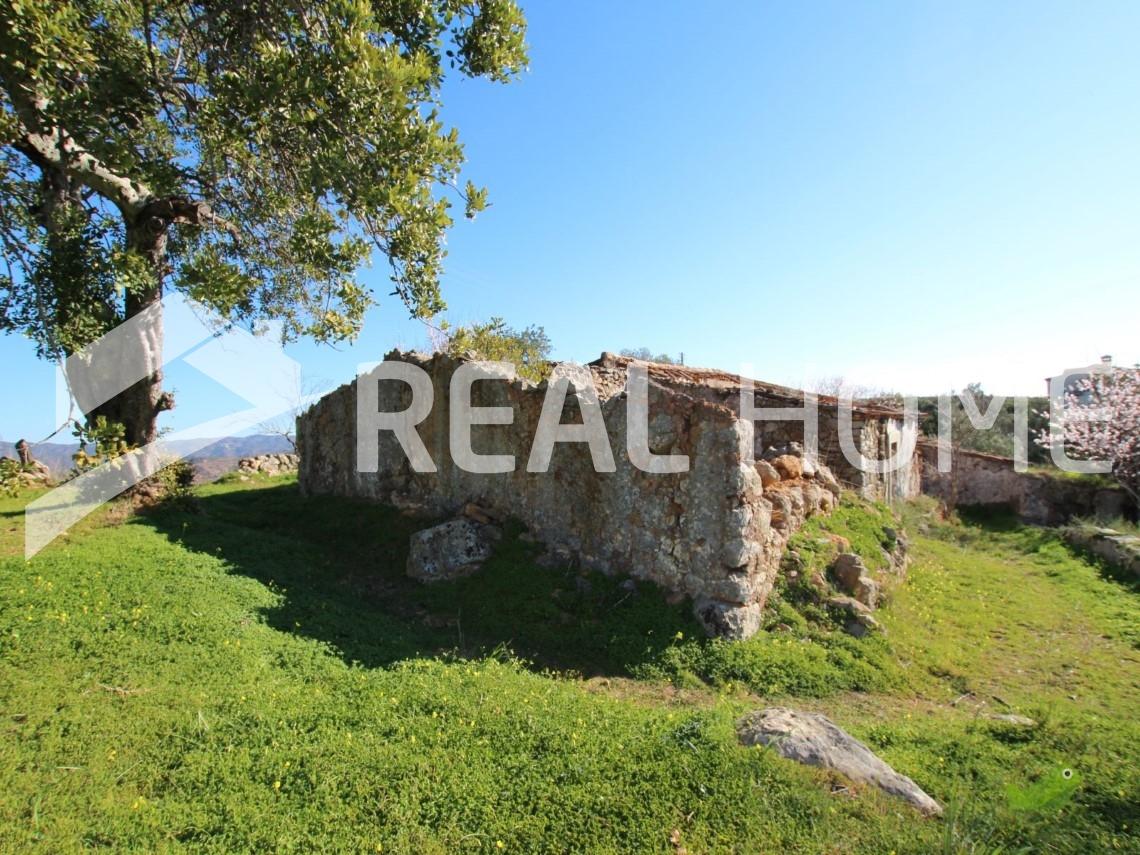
left=4, top=0, right=1140, bottom=442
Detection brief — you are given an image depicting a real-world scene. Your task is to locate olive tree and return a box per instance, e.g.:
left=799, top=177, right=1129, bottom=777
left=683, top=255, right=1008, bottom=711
left=0, top=0, right=527, bottom=444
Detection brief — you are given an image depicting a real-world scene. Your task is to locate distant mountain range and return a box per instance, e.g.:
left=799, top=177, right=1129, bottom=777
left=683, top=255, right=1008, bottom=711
left=0, top=434, right=293, bottom=475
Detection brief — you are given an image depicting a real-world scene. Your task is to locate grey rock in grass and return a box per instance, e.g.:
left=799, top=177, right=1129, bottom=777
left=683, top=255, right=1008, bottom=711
left=406, top=518, right=500, bottom=583
left=832, top=552, right=866, bottom=585
left=983, top=713, right=1037, bottom=727
left=737, top=708, right=942, bottom=816
left=536, top=543, right=576, bottom=569
left=1063, top=526, right=1140, bottom=577
left=832, top=552, right=879, bottom=607
left=693, top=598, right=762, bottom=640
left=826, top=595, right=881, bottom=637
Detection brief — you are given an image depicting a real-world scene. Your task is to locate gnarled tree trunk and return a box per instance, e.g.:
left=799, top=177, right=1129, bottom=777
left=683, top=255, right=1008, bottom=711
left=87, top=204, right=177, bottom=447
left=11, top=85, right=233, bottom=446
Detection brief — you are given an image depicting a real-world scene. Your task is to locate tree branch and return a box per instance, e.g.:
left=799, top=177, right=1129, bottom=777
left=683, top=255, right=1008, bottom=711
left=14, top=126, right=149, bottom=219
left=140, top=197, right=239, bottom=237
left=8, top=80, right=234, bottom=241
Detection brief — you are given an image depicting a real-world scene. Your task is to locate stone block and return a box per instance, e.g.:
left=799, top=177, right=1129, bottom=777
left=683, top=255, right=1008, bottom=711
left=407, top=518, right=500, bottom=583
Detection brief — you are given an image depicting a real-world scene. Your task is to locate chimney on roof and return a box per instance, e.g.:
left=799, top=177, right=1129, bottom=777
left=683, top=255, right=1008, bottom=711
left=1101, top=354, right=1113, bottom=364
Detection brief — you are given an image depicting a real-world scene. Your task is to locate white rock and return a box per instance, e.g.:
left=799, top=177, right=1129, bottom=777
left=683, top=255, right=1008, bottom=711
left=983, top=713, right=1037, bottom=727
left=737, top=708, right=942, bottom=815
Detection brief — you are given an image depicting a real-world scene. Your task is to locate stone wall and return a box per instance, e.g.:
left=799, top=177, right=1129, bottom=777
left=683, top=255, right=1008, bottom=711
left=237, top=453, right=299, bottom=477
left=1063, top=526, right=1140, bottom=577
left=300, top=351, right=900, bottom=638
left=918, top=440, right=1131, bottom=525
left=0, top=458, right=52, bottom=488
left=591, top=356, right=920, bottom=504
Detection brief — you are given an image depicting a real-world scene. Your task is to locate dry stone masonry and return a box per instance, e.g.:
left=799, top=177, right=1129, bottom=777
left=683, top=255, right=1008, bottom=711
left=917, top=439, right=1130, bottom=525
left=0, top=458, right=52, bottom=488
left=237, top=453, right=300, bottom=477
left=298, top=351, right=919, bottom=638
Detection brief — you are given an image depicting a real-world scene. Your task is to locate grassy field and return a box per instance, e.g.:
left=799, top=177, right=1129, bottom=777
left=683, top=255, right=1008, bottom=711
left=1, top=477, right=1137, bottom=853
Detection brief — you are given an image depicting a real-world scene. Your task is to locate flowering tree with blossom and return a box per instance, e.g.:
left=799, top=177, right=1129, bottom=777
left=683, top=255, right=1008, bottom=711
left=1038, top=369, right=1140, bottom=505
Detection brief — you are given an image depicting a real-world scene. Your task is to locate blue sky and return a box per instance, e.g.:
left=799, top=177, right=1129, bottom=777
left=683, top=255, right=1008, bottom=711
left=3, top=0, right=1139, bottom=442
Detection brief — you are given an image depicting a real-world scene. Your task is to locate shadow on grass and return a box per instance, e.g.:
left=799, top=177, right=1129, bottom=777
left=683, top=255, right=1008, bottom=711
left=1057, top=539, right=1140, bottom=595
left=956, top=504, right=1024, bottom=532
left=141, top=481, right=700, bottom=676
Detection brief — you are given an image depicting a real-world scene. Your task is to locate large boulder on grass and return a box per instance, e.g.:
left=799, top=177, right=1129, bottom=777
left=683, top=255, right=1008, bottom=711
left=737, top=708, right=942, bottom=816
left=1, top=458, right=52, bottom=488
left=19, top=460, right=52, bottom=485
left=407, top=518, right=500, bottom=583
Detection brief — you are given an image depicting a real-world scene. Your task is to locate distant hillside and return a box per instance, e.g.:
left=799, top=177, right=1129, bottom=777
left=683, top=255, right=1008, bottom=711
left=190, top=457, right=244, bottom=484
left=177, top=435, right=293, bottom=460
left=0, top=434, right=292, bottom=475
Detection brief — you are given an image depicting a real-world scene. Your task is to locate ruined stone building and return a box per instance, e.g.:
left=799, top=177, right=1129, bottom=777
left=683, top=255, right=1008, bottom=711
left=620, top=356, right=920, bottom=504
left=917, top=438, right=1130, bottom=525
left=298, top=351, right=919, bottom=638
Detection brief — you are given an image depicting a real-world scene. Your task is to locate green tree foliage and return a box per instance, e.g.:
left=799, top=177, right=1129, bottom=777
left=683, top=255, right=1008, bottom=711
left=619, top=347, right=677, bottom=364
left=444, top=316, right=551, bottom=383
left=70, top=415, right=131, bottom=473
left=0, top=457, right=23, bottom=496
left=917, top=383, right=1050, bottom=463
left=0, top=0, right=527, bottom=443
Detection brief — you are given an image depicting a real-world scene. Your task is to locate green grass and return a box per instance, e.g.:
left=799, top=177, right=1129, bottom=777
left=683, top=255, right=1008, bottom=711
left=635, top=497, right=906, bottom=697
left=1, top=480, right=1137, bottom=852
